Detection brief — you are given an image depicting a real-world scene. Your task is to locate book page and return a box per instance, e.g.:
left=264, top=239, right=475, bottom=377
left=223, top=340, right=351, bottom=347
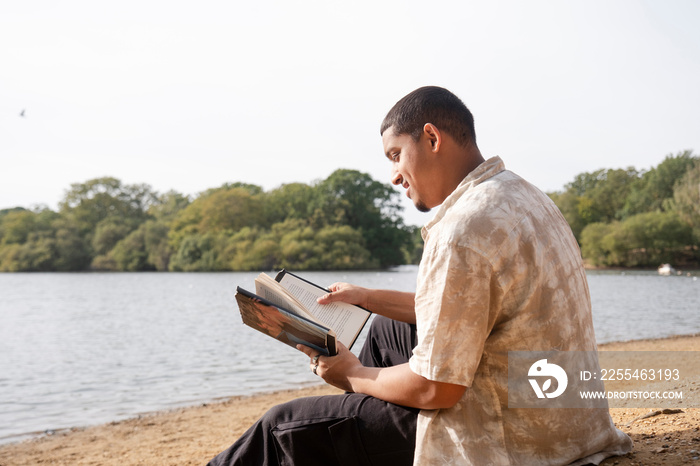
left=277, top=272, right=371, bottom=349
left=254, top=273, right=317, bottom=322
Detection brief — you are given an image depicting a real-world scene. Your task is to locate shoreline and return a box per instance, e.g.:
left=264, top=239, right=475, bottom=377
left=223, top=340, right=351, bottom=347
left=598, top=331, right=700, bottom=348
left=1, top=334, right=699, bottom=465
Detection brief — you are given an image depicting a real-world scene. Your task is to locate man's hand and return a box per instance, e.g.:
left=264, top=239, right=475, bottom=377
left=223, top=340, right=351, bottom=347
left=316, top=282, right=370, bottom=309
left=298, top=343, right=466, bottom=409
left=317, top=283, right=417, bottom=324
left=297, top=342, right=361, bottom=392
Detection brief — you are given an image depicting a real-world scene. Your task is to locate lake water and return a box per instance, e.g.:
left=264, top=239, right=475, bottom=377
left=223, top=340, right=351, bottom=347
left=0, top=268, right=698, bottom=444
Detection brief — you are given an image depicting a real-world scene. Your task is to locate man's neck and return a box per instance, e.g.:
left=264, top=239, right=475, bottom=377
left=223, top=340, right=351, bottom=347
left=441, top=144, right=484, bottom=200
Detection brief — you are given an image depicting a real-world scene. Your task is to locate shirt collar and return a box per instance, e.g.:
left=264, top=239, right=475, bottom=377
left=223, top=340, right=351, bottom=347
left=422, top=156, right=506, bottom=238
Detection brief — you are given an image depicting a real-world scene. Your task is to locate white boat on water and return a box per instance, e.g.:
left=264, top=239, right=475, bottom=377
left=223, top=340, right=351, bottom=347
left=657, top=263, right=676, bottom=276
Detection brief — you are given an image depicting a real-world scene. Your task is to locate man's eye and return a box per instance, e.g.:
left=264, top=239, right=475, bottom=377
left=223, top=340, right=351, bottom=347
left=391, top=153, right=400, bottom=161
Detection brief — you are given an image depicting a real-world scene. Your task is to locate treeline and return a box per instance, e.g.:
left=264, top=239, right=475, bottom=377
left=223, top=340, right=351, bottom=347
left=549, top=150, right=700, bottom=268
left=3, top=152, right=698, bottom=272
left=0, top=169, right=423, bottom=272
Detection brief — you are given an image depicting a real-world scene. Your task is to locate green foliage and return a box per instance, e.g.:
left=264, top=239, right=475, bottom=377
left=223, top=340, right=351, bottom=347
left=168, top=186, right=265, bottom=251
left=263, top=183, right=315, bottom=224
left=563, top=168, right=640, bottom=223
left=223, top=227, right=270, bottom=271
left=404, top=226, right=424, bottom=264
left=622, top=150, right=698, bottom=217
left=580, top=212, right=695, bottom=267
left=548, top=150, right=700, bottom=267
left=548, top=191, right=587, bottom=240
left=91, top=217, right=134, bottom=256
left=143, top=221, right=173, bottom=271
left=51, top=217, right=92, bottom=271
left=311, top=169, right=408, bottom=267
left=111, top=227, right=151, bottom=271
left=148, top=191, right=191, bottom=222
left=1, top=170, right=415, bottom=272
left=549, top=168, right=640, bottom=242
left=169, top=232, right=228, bottom=271
left=314, top=225, right=377, bottom=269
left=669, top=158, right=700, bottom=241
left=579, top=222, right=610, bottom=266
left=4, top=149, right=699, bottom=272
left=0, top=209, right=36, bottom=244
left=0, top=208, right=90, bottom=271
left=60, top=177, right=157, bottom=234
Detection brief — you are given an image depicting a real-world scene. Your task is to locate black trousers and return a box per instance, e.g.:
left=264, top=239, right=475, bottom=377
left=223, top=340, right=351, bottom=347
left=207, top=316, right=419, bottom=466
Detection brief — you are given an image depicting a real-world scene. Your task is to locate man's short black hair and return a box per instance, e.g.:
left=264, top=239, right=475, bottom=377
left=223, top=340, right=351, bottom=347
left=380, top=86, right=476, bottom=147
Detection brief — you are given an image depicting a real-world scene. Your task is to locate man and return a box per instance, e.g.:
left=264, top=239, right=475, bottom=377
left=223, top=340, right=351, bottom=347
left=208, top=86, right=632, bottom=465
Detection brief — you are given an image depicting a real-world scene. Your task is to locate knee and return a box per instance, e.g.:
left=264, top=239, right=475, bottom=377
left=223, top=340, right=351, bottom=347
left=368, top=314, right=393, bottom=334
left=259, top=400, right=296, bottom=429
left=367, top=314, right=414, bottom=342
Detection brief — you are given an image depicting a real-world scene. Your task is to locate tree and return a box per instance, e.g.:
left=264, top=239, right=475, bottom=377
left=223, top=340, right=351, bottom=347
left=548, top=191, right=587, bottom=241
left=277, top=222, right=323, bottom=270
left=670, top=158, right=700, bottom=239
left=51, top=217, right=92, bottom=271
left=0, top=208, right=36, bottom=244
left=91, top=217, right=133, bottom=256
left=224, top=227, right=267, bottom=271
left=579, top=222, right=611, bottom=267
left=199, top=188, right=265, bottom=232
left=565, top=168, right=639, bottom=222
left=315, top=225, right=377, bottom=269
left=148, top=190, right=191, bottom=223
left=169, top=232, right=231, bottom=271
left=168, top=186, right=265, bottom=254
left=580, top=212, right=694, bottom=267
left=623, top=150, right=698, bottom=217
left=143, top=221, right=173, bottom=271
left=0, top=208, right=64, bottom=271
left=110, top=227, right=150, bottom=271
left=264, top=183, right=315, bottom=224
left=311, top=169, right=410, bottom=267
left=60, top=177, right=157, bottom=234
left=551, top=168, right=639, bottom=242
left=1, top=170, right=418, bottom=272
left=404, top=225, right=424, bottom=264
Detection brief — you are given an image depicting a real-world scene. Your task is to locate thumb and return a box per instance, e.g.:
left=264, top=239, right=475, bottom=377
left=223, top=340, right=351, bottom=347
left=317, top=291, right=337, bottom=304
left=317, top=283, right=344, bottom=304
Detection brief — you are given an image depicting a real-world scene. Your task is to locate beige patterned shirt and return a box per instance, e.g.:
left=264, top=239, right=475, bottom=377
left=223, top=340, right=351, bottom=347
left=409, top=157, right=632, bottom=465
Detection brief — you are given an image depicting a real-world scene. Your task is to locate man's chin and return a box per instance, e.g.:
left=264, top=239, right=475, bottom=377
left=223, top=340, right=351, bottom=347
left=415, top=201, right=431, bottom=213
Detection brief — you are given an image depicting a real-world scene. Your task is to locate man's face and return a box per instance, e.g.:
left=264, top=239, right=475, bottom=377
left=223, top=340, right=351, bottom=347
left=382, top=126, right=437, bottom=212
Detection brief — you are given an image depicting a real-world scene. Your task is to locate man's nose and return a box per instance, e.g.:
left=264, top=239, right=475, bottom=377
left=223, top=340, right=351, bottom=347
left=390, top=166, right=403, bottom=186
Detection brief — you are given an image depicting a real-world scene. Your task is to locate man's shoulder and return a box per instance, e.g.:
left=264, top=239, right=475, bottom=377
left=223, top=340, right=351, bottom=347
left=427, top=170, right=566, bottom=258
left=449, top=169, right=553, bottom=227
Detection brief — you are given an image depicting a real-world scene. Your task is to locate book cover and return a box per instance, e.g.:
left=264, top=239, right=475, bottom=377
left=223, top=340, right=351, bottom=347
left=235, top=286, right=337, bottom=356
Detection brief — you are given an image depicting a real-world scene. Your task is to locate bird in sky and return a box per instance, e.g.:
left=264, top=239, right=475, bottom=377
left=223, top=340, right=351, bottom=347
left=19, top=109, right=25, bottom=117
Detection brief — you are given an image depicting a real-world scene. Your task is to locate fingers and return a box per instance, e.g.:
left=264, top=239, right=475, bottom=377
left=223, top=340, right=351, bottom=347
left=297, top=344, right=324, bottom=376
left=327, top=282, right=343, bottom=292
left=316, top=292, right=335, bottom=304
left=296, top=344, right=314, bottom=357
left=316, top=283, right=352, bottom=304
left=317, top=287, right=341, bottom=304
left=297, top=344, right=323, bottom=363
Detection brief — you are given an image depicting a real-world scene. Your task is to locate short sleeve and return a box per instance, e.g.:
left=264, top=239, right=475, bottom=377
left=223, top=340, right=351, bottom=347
left=409, top=241, right=498, bottom=387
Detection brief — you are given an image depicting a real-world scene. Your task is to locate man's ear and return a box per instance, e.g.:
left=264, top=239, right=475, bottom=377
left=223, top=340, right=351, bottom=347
left=423, top=123, right=442, bottom=153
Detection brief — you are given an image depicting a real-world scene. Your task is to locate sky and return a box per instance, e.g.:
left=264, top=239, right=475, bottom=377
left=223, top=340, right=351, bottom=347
left=1, top=0, right=699, bottom=227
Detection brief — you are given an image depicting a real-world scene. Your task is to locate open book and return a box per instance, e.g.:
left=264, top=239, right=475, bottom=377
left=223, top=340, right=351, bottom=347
left=235, top=270, right=372, bottom=356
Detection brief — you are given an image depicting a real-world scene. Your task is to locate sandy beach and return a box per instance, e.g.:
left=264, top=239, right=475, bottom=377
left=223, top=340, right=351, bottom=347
left=1, top=334, right=699, bottom=466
